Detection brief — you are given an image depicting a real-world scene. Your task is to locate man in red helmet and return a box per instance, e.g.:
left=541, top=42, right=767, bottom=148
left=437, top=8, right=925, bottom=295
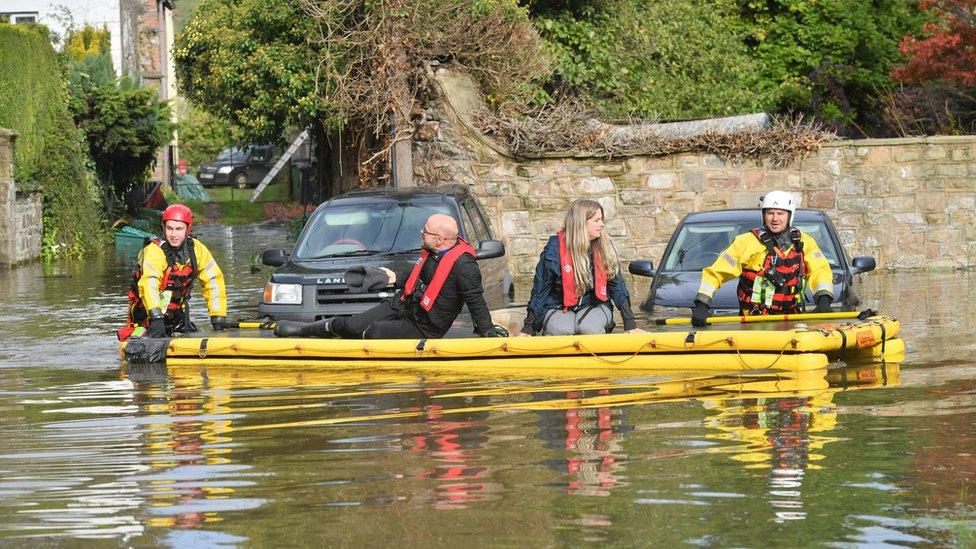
left=119, top=204, right=227, bottom=340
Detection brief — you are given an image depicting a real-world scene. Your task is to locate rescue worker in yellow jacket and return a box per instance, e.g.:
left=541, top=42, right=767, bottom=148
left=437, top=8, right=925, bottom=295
left=691, top=191, right=833, bottom=327
left=119, top=204, right=227, bottom=339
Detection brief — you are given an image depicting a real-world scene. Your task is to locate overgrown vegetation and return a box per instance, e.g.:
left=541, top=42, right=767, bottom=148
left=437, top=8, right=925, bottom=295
left=175, top=0, right=546, bottom=184
left=888, top=0, right=976, bottom=135
left=174, top=0, right=321, bottom=143
left=173, top=0, right=976, bottom=180
left=529, top=0, right=767, bottom=120
left=0, top=23, right=105, bottom=258
left=528, top=0, right=922, bottom=136
left=176, top=100, right=243, bottom=170
left=66, top=25, right=175, bottom=209
left=478, top=100, right=833, bottom=166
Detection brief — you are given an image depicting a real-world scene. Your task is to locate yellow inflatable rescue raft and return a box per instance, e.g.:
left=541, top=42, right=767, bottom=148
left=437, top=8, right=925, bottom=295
left=120, top=315, right=902, bottom=372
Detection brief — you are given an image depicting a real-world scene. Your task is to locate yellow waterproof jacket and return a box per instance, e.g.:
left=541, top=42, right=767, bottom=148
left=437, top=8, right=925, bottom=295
left=696, top=230, right=833, bottom=303
left=137, top=238, right=227, bottom=317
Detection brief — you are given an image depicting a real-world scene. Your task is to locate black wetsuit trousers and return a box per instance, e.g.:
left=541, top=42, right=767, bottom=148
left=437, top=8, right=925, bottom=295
left=330, top=296, right=425, bottom=340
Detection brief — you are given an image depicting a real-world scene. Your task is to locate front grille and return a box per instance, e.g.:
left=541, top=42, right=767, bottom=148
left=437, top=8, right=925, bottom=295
left=316, top=285, right=386, bottom=304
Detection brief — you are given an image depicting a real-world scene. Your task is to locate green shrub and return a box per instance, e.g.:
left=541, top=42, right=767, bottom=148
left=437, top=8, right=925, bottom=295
left=532, top=0, right=769, bottom=119
left=176, top=100, right=242, bottom=171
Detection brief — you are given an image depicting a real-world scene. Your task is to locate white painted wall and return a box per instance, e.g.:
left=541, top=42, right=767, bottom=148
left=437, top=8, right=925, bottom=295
left=3, top=0, right=123, bottom=75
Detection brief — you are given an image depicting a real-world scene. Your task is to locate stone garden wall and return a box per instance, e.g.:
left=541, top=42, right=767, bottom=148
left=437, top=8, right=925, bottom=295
left=413, top=69, right=976, bottom=296
left=0, top=129, right=43, bottom=267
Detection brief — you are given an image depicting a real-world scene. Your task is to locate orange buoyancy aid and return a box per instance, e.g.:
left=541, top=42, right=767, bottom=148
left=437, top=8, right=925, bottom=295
left=557, top=230, right=608, bottom=310
left=127, top=238, right=198, bottom=327
left=736, top=227, right=806, bottom=314
left=401, top=238, right=476, bottom=311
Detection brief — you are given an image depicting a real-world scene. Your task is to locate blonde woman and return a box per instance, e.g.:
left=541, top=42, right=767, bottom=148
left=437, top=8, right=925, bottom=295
left=519, top=199, right=642, bottom=336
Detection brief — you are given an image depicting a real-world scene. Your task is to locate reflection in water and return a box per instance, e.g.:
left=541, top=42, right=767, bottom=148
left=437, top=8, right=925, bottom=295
left=538, top=390, right=628, bottom=499
left=125, top=362, right=900, bottom=520
left=403, top=393, right=496, bottom=510
left=704, top=363, right=899, bottom=523
left=135, top=375, right=258, bottom=531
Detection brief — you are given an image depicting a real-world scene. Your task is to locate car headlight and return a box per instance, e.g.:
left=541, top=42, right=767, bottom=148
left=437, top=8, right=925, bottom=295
left=217, top=166, right=234, bottom=174
left=263, top=282, right=302, bottom=305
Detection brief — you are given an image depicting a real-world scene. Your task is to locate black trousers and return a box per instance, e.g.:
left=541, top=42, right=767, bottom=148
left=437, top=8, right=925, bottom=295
left=331, top=297, right=425, bottom=339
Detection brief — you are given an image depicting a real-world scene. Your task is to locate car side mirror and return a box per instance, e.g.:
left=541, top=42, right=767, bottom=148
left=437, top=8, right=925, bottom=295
left=629, top=260, right=655, bottom=277
left=851, top=256, right=876, bottom=275
left=262, top=248, right=288, bottom=267
left=476, top=240, right=505, bottom=260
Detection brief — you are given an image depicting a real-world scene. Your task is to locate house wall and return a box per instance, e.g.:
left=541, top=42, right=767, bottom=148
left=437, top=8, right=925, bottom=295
left=415, top=69, right=976, bottom=295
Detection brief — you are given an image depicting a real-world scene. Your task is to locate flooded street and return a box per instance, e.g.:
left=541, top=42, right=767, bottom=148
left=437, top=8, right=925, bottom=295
left=1, top=223, right=974, bottom=546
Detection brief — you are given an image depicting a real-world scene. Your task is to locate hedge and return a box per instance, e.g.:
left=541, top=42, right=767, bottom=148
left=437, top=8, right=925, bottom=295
left=0, top=23, right=104, bottom=259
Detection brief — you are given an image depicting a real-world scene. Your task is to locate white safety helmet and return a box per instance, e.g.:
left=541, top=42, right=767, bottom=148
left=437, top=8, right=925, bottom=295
left=759, top=191, right=796, bottom=226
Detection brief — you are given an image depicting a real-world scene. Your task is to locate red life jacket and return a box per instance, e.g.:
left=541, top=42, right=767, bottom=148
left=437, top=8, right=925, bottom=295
left=401, top=238, right=476, bottom=311
left=736, top=228, right=806, bottom=315
left=557, top=230, right=608, bottom=309
left=126, top=237, right=198, bottom=327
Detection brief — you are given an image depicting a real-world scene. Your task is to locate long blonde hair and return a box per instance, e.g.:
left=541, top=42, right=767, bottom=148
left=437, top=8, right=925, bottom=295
left=564, top=199, right=619, bottom=296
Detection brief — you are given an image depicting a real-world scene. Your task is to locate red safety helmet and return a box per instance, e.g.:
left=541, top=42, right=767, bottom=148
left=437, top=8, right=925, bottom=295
left=162, top=204, right=193, bottom=233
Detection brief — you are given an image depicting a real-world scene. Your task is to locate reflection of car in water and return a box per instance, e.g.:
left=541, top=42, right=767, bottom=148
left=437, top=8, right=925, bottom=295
left=258, top=185, right=512, bottom=323
left=628, top=209, right=877, bottom=316
left=197, top=144, right=276, bottom=189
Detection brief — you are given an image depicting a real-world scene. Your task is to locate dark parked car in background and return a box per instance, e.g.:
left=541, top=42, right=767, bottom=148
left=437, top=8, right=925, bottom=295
left=198, top=144, right=276, bottom=188
left=258, top=185, right=514, bottom=322
left=628, top=209, right=877, bottom=316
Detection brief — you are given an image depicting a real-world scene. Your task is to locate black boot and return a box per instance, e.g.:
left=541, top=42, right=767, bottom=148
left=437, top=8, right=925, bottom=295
left=273, top=320, right=306, bottom=337
left=273, top=319, right=334, bottom=338
left=306, top=318, right=334, bottom=337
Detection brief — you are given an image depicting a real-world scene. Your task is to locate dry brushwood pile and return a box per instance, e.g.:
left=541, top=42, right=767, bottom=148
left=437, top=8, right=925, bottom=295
left=299, top=0, right=546, bottom=137
left=476, top=101, right=836, bottom=168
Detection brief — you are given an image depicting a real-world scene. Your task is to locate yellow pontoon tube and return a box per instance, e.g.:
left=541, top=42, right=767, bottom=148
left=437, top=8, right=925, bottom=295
left=121, top=316, right=900, bottom=372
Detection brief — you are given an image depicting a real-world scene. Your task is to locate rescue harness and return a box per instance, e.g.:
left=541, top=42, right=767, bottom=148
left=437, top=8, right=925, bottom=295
left=123, top=238, right=199, bottom=337
left=736, top=227, right=807, bottom=315
left=401, top=237, right=476, bottom=311
left=557, top=230, right=608, bottom=310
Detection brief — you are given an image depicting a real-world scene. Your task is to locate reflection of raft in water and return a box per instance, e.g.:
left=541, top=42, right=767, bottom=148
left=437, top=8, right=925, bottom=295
left=121, top=315, right=903, bottom=372
left=122, top=360, right=899, bottom=431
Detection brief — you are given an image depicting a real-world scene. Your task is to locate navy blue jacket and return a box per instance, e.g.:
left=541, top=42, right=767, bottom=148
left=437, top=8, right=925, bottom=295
left=522, top=235, right=637, bottom=334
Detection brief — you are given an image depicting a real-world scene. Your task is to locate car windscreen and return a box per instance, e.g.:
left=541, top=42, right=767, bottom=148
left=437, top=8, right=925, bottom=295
left=292, top=199, right=455, bottom=259
left=216, top=147, right=247, bottom=161
left=662, top=220, right=842, bottom=272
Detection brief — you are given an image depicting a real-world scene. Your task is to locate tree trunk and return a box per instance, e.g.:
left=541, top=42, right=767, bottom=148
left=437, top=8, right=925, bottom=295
left=388, top=41, right=414, bottom=187
left=390, top=128, right=413, bottom=187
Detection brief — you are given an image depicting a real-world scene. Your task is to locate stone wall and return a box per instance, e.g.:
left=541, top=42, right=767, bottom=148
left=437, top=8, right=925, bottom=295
left=414, top=69, right=976, bottom=295
left=0, top=129, right=43, bottom=267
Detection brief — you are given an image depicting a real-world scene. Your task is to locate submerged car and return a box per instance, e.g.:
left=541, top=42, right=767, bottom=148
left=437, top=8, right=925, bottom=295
left=197, top=144, right=276, bottom=188
left=258, top=185, right=513, bottom=322
left=628, top=209, right=876, bottom=316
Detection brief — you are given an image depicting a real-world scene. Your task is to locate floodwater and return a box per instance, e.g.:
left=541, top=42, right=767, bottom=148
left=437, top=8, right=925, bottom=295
left=1, top=223, right=974, bottom=546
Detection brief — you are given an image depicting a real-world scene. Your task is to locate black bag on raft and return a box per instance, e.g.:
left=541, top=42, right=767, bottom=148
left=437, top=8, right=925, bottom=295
left=123, top=337, right=170, bottom=365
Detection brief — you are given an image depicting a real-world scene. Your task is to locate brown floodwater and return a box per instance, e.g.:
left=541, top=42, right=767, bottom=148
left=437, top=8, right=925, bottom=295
left=0, top=223, right=974, bottom=546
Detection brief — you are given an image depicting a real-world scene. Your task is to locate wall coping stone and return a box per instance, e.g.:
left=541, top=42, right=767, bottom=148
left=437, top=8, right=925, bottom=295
left=827, top=135, right=976, bottom=147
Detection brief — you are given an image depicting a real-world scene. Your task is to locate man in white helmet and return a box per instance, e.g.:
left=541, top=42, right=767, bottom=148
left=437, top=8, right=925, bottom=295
left=691, top=191, right=834, bottom=327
